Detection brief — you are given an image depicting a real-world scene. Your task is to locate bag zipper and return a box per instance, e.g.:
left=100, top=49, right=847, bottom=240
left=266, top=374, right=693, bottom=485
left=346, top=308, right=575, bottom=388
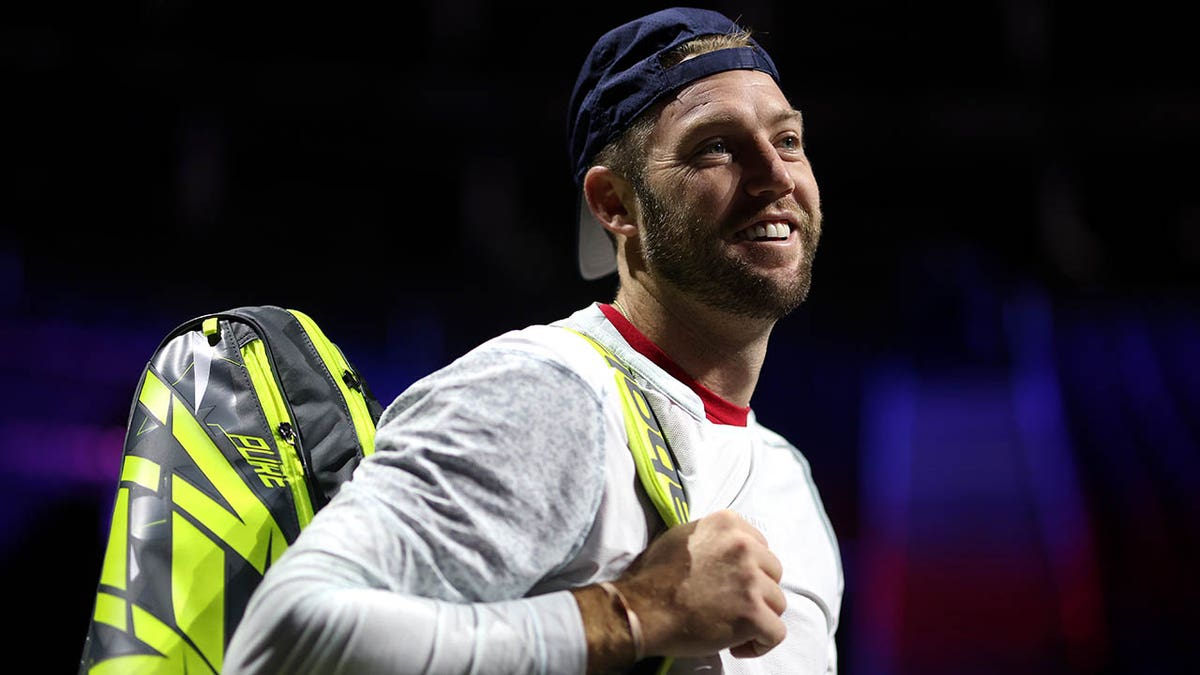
left=240, top=335, right=316, bottom=528
left=288, top=309, right=377, bottom=457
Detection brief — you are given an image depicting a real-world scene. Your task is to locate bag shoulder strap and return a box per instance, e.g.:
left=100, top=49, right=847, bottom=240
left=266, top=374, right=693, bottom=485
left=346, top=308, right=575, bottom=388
left=560, top=327, right=690, bottom=528
left=562, top=326, right=681, bottom=675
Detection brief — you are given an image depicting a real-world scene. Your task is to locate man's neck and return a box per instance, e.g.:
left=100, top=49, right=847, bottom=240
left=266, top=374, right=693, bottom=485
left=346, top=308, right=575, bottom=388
left=612, top=282, right=774, bottom=408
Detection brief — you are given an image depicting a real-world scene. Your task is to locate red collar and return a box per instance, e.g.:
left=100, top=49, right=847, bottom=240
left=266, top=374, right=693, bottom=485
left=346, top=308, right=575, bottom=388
left=598, top=303, right=750, bottom=426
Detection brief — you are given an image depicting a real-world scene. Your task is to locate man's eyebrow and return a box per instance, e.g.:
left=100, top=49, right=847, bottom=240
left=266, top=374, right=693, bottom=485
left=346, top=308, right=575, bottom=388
left=777, top=109, right=804, bottom=127
left=763, top=108, right=805, bottom=131
left=676, top=107, right=805, bottom=141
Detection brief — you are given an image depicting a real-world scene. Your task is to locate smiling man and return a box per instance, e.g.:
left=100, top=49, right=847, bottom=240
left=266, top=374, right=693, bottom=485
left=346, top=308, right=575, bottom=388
left=583, top=68, right=822, bottom=330
left=225, top=8, right=843, bottom=675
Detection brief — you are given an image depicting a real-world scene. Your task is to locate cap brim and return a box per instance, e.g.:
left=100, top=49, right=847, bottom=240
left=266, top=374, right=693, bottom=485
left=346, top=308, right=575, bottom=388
left=577, top=187, right=617, bottom=280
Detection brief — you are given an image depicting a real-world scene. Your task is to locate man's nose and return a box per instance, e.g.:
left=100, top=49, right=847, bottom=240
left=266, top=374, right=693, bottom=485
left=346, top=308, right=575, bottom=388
left=743, top=143, right=796, bottom=200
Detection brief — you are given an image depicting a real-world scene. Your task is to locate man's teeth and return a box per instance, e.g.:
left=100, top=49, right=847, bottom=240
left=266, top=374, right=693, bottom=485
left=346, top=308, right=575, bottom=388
left=738, top=222, right=790, bottom=241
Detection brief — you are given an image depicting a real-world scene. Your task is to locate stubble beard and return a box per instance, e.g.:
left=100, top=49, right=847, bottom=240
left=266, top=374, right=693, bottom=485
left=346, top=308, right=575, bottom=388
left=635, top=178, right=822, bottom=322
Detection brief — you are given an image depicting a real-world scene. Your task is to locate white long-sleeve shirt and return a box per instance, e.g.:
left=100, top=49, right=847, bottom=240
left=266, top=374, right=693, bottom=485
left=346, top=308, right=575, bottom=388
left=223, top=303, right=843, bottom=674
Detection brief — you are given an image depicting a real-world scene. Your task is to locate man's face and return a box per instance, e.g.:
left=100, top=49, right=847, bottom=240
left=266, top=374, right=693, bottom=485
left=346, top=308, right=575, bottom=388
left=633, top=69, right=822, bottom=321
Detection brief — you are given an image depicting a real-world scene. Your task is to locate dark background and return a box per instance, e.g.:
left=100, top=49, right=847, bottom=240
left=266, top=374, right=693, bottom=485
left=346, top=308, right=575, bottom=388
left=3, top=1, right=1198, bottom=673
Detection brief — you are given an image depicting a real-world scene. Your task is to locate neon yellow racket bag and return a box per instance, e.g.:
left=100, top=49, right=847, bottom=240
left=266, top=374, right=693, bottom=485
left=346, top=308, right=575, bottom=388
left=79, top=306, right=384, bottom=674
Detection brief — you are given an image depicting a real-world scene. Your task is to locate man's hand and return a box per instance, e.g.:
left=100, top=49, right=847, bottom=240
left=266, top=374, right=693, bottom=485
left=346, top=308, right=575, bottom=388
left=573, top=509, right=786, bottom=672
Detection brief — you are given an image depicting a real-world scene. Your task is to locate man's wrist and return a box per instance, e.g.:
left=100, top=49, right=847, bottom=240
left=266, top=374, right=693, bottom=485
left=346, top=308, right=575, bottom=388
left=571, top=583, right=642, bottom=673
left=599, top=581, right=644, bottom=661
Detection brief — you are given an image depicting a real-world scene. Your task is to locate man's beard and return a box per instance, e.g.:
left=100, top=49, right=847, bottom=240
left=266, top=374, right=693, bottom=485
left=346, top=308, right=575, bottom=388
left=635, top=178, right=821, bottom=321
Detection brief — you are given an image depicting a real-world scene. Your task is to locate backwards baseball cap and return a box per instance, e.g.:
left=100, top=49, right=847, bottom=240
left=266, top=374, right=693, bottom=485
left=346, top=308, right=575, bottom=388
left=567, top=7, right=781, bottom=280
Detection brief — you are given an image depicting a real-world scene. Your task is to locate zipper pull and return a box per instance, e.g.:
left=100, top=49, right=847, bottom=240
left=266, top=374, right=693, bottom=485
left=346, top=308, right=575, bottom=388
left=278, top=422, right=296, bottom=446
left=342, top=369, right=363, bottom=392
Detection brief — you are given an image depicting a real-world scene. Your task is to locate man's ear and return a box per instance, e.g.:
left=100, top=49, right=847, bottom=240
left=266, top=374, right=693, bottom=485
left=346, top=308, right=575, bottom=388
left=582, top=166, right=639, bottom=239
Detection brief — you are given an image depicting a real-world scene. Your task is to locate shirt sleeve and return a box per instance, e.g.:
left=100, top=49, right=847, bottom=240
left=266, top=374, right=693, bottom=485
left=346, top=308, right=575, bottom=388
left=223, top=345, right=609, bottom=674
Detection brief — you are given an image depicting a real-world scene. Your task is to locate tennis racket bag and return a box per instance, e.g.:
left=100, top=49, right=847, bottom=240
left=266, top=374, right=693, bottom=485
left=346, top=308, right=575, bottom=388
left=79, top=305, right=385, bottom=674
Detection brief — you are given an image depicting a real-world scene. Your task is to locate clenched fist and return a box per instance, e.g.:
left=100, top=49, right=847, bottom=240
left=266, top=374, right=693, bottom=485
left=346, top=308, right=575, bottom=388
left=620, top=509, right=787, bottom=658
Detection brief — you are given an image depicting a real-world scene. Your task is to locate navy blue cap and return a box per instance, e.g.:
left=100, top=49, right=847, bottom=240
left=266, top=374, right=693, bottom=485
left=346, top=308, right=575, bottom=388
left=568, top=7, right=781, bottom=279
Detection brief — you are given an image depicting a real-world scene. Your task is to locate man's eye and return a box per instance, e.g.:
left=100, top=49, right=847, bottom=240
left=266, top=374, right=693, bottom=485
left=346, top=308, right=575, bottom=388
left=780, top=135, right=802, bottom=151
left=701, top=140, right=728, bottom=155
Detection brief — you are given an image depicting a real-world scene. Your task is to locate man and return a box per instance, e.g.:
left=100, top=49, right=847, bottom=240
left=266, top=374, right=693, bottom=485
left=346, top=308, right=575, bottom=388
left=224, top=7, right=842, bottom=674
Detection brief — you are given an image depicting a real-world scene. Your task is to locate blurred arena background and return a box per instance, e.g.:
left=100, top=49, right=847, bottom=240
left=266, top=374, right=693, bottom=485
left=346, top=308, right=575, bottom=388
left=3, top=2, right=1197, bottom=673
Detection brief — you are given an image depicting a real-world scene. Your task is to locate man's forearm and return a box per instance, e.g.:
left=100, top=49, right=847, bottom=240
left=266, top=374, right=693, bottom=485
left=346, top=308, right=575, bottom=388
left=224, top=581, right=587, bottom=674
